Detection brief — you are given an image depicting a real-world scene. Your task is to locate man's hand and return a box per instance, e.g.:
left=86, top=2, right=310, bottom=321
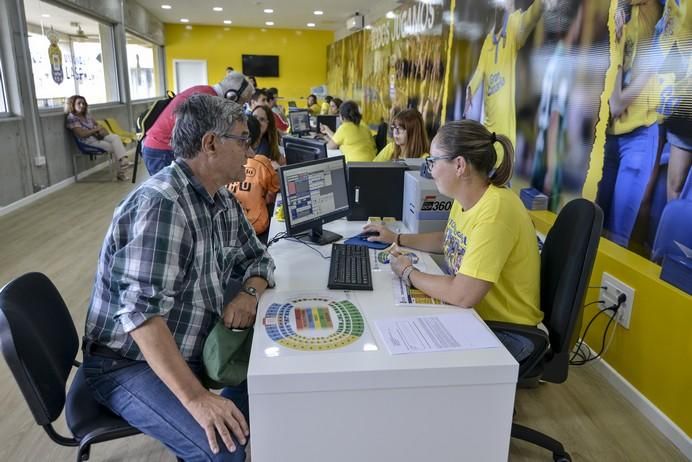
left=223, top=292, right=257, bottom=328
left=184, top=391, right=249, bottom=454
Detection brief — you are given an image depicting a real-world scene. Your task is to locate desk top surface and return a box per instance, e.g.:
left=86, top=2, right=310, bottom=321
left=248, top=217, right=518, bottom=394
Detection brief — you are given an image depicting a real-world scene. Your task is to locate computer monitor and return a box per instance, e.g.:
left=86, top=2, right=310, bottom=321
left=283, top=136, right=328, bottom=165
left=287, top=101, right=297, bottom=108
left=317, top=115, right=339, bottom=133
left=346, top=162, right=408, bottom=221
left=278, top=156, right=351, bottom=245
left=288, top=110, right=311, bottom=136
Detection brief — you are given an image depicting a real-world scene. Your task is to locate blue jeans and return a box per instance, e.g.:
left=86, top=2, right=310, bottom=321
left=83, top=354, right=248, bottom=461
left=596, top=124, right=658, bottom=246
left=493, top=330, right=535, bottom=363
left=142, top=145, right=175, bottom=176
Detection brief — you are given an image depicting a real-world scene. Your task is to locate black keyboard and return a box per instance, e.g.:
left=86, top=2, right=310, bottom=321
left=328, top=243, right=373, bottom=290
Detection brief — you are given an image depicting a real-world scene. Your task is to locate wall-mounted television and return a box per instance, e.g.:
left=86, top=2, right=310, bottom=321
left=242, top=54, right=279, bottom=77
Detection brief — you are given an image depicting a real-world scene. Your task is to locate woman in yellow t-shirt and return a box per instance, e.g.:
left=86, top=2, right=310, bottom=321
left=320, top=100, right=376, bottom=162
left=364, top=120, right=543, bottom=362
left=307, top=94, right=321, bottom=115
left=374, top=109, right=430, bottom=161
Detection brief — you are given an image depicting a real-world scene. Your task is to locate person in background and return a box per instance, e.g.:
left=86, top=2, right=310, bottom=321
left=328, top=97, right=343, bottom=115
left=249, top=89, right=269, bottom=112
left=142, top=71, right=254, bottom=176
left=321, top=96, right=333, bottom=115
left=226, top=66, right=234, bottom=75
left=247, top=76, right=258, bottom=89
left=251, top=105, right=285, bottom=169
left=265, top=90, right=289, bottom=133
left=65, top=95, right=131, bottom=181
left=228, top=115, right=280, bottom=242
left=307, top=94, right=321, bottom=115
left=320, top=100, right=376, bottom=162
left=83, top=94, right=275, bottom=461
left=374, top=108, right=430, bottom=161
left=364, top=119, right=542, bottom=362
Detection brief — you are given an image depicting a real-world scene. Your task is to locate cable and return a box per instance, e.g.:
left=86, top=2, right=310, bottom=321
left=285, top=237, right=331, bottom=259
left=569, top=300, right=609, bottom=363
left=588, top=285, right=607, bottom=290
left=570, top=296, right=625, bottom=366
left=266, top=231, right=287, bottom=247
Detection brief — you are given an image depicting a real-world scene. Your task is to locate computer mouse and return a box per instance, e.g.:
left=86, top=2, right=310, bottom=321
left=359, top=231, right=380, bottom=238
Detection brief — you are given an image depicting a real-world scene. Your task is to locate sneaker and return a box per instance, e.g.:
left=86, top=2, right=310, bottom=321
left=117, top=172, right=129, bottom=181
left=120, top=160, right=134, bottom=168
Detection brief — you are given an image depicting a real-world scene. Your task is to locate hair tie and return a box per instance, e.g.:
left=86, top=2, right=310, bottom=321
left=490, top=132, right=497, bottom=143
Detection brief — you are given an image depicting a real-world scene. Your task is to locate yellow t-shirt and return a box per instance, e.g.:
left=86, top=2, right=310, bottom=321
left=331, top=121, right=376, bottom=163
left=467, top=1, right=544, bottom=151
left=308, top=103, right=321, bottom=115
left=373, top=142, right=430, bottom=162
left=320, top=102, right=330, bottom=115
left=443, top=185, right=542, bottom=326
left=609, top=0, right=664, bottom=135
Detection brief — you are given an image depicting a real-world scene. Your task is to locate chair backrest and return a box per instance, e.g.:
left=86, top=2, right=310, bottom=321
left=374, top=121, right=388, bottom=152
left=72, top=134, right=107, bottom=155
left=652, top=199, right=692, bottom=263
left=540, top=199, right=603, bottom=383
left=0, top=272, right=79, bottom=425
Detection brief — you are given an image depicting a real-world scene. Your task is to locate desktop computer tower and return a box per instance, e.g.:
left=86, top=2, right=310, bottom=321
left=403, top=171, right=453, bottom=233
left=347, top=163, right=408, bottom=221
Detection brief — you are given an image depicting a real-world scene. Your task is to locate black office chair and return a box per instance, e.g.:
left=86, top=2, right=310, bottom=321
left=487, top=199, right=603, bottom=462
left=374, top=120, right=388, bottom=152
left=0, top=272, right=140, bottom=462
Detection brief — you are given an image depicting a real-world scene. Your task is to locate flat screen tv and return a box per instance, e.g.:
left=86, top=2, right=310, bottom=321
left=242, top=54, right=279, bottom=77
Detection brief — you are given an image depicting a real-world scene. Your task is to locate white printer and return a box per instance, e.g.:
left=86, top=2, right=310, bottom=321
left=402, top=170, right=453, bottom=233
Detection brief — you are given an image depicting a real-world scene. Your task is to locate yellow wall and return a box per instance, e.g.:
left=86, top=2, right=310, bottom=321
left=164, top=24, right=333, bottom=103
left=531, top=211, right=692, bottom=438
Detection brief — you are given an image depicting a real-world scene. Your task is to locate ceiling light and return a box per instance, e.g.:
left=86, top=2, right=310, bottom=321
left=364, top=25, right=372, bottom=29
left=185, top=25, right=192, bottom=30
left=180, top=18, right=189, bottom=23
left=41, top=13, right=50, bottom=18
left=223, top=20, right=232, bottom=24
left=161, top=4, right=172, bottom=9
left=385, top=11, right=396, bottom=19
left=265, top=21, right=274, bottom=26
left=307, top=23, right=315, bottom=27
left=313, top=10, right=323, bottom=15
left=213, top=7, right=223, bottom=12
left=264, top=8, right=274, bottom=13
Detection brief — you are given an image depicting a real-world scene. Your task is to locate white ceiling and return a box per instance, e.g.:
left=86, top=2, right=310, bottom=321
left=136, top=0, right=402, bottom=30
left=24, top=0, right=103, bottom=36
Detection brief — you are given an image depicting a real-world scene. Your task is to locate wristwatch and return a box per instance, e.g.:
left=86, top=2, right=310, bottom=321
left=241, top=286, right=259, bottom=304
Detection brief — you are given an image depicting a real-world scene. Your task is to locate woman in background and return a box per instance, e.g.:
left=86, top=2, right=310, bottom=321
left=364, top=120, right=542, bottom=362
left=65, top=95, right=130, bottom=181
left=307, top=94, right=320, bottom=115
left=374, top=108, right=430, bottom=161
left=328, top=98, right=343, bottom=115
left=320, top=100, right=376, bottom=162
left=251, top=105, right=285, bottom=169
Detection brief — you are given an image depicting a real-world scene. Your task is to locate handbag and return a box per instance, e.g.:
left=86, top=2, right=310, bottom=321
left=202, top=323, right=253, bottom=389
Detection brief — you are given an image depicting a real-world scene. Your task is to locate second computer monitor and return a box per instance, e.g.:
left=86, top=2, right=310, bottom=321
left=283, top=136, right=328, bottom=165
left=278, top=156, right=351, bottom=245
left=288, top=110, right=311, bottom=136
left=346, top=162, right=408, bottom=221
left=316, top=115, right=339, bottom=133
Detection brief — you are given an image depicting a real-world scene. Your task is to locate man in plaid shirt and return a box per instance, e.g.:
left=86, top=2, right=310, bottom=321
left=83, top=94, right=274, bottom=461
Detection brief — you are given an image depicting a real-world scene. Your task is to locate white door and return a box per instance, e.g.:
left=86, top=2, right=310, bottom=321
left=173, top=60, right=208, bottom=93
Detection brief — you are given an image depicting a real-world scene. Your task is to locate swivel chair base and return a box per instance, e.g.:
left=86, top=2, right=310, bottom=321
left=512, top=423, right=572, bottom=462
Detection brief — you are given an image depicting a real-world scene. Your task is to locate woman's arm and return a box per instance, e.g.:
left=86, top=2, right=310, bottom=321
left=320, top=124, right=338, bottom=149
left=362, top=223, right=445, bottom=253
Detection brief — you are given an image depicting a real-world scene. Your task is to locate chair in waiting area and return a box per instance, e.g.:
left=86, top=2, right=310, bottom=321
left=487, top=199, right=603, bottom=462
left=102, top=118, right=136, bottom=145
left=0, top=272, right=141, bottom=462
left=71, top=134, right=118, bottom=182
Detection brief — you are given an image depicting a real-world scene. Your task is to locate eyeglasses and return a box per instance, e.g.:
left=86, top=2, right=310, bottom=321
left=220, top=133, right=252, bottom=148
left=424, top=155, right=456, bottom=171
left=391, top=125, right=406, bottom=133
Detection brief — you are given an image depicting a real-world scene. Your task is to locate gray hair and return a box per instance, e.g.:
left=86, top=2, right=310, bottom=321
left=171, top=94, right=246, bottom=159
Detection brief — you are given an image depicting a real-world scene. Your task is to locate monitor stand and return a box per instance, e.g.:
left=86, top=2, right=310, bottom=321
left=296, top=224, right=341, bottom=246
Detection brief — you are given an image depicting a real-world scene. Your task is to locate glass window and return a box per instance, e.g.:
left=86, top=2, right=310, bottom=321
left=126, top=34, right=163, bottom=100
left=0, top=63, right=7, bottom=113
left=24, top=0, right=119, bottom=109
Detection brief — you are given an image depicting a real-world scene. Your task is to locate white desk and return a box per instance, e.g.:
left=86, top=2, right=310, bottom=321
left=248, top=218, right=518, bottom=462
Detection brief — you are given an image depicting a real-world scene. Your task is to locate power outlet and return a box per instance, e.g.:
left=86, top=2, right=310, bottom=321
left=600, top=273, right=635, bottom=329
left=34, top=155, right=46, bottom=167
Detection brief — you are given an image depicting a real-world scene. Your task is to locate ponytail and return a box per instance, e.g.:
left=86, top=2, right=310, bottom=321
left=489, top=132, right=514, bottom=187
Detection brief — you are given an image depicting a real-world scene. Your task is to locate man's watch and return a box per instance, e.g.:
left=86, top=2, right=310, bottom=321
left=241, top=285, right=259, bottom=304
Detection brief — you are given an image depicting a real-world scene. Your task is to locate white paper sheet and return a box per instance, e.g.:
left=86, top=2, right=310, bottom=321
left=374, top=311, right=501, bottom=355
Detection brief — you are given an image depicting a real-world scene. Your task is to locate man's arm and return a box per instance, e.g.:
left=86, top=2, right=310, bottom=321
left=515, top=0, right=552, bottom=48
left=130, top=317, right=248, bottom=454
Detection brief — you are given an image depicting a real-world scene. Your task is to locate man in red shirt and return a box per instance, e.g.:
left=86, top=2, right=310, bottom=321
left=142, top=72, right=254, bottom=175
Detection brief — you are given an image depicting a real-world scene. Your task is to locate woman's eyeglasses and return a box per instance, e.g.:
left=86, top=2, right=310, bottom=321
left=391, top=125, right=406, bottom=133
left=424, top=155, right=456, bottom=171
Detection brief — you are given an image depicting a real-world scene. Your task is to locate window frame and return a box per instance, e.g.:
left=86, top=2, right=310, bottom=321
left=125, top=31, right=165, bottom=102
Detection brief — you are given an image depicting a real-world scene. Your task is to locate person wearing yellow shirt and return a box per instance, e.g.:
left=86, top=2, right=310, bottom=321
left=465, top=0, right=552, bottom=152
left=320, top=100, right=376, bottom=162
left=374, top=109, right=430, bottom=162
left=306, top=94, right=321, bottom=115
left=596, top=0, right=664, bottom=247
left=363, top=120, right=543, bottom=362
left=320, top=96, right=333, bottom=115
left=328, top=98, right=342, bottom=115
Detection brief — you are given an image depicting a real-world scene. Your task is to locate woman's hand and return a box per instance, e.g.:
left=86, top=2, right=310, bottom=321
left=319, top=124, right=333, bottom=137
left=362, top=223, right=397, bottom=244
left=389, top=247, right=413, bottom=278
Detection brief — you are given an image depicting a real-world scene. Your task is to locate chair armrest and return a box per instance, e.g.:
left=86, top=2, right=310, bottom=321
left=485, top=321, right=548, bottom=344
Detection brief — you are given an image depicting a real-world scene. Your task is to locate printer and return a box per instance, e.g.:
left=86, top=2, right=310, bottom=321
left=402, top=170, right=453, bottom=233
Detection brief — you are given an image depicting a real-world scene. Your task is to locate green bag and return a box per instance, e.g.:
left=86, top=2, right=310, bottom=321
left=202, top=322, right=254, bottom=389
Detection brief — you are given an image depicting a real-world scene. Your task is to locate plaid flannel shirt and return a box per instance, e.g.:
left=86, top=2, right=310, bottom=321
left=85, top=159, right=275, bottom=361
